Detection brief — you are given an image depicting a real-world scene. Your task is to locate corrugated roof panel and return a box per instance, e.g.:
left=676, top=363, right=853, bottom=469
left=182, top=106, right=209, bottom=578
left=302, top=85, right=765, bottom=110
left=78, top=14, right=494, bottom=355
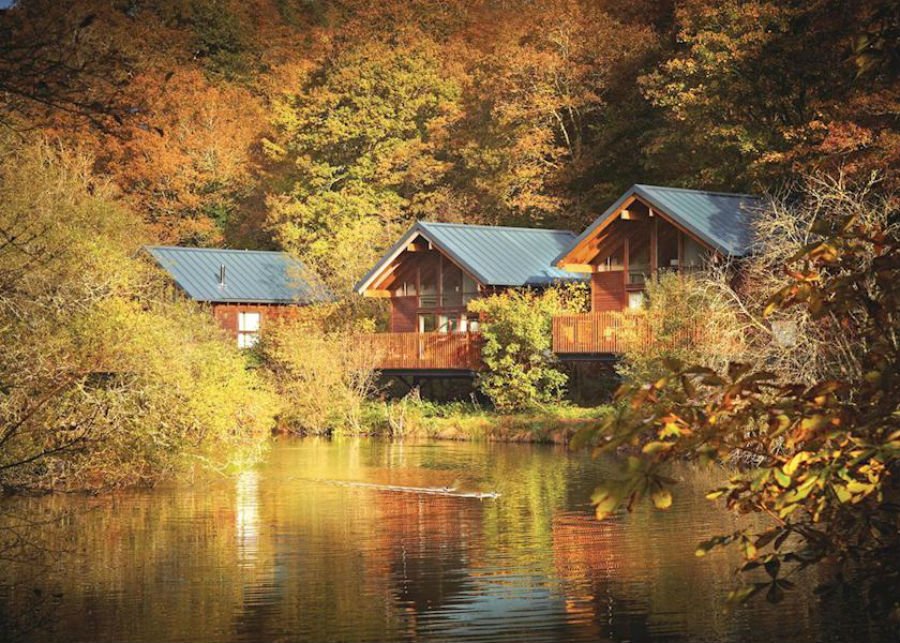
left=634, top=185, right=760, bottom=256
left=354, top=221, right=588, bottom=293
left=417, top=222, right=587, bottom=287
left=145, top=246, right=332, bottom=304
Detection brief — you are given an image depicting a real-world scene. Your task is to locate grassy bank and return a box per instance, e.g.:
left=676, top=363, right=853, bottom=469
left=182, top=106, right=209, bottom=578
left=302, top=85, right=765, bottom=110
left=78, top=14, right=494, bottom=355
left=349, top=400, right=613, bottom=444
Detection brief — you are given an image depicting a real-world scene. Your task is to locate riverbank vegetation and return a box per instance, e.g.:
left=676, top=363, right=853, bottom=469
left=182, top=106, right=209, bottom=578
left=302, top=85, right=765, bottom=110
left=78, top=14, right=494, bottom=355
left=0, top=140, right=278, bottom=493
left=580, top=178, right=899, bottom=619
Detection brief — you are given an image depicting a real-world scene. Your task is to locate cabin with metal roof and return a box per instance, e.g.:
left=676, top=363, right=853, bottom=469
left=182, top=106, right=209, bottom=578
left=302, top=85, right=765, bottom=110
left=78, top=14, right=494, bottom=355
left=355, top=221, right=586, bottom=335
left=554, top=184, right=760, bottom=313
left=551, top=184, right=760, bottom=355
left=353, top=185, right=761, bottom=373
left=145, top=246, right=330, bottom=348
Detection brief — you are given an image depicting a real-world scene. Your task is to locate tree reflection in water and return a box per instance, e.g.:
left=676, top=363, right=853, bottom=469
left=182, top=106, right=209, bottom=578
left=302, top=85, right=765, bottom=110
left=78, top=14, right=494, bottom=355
left=0, top=438, right=887, bottom=643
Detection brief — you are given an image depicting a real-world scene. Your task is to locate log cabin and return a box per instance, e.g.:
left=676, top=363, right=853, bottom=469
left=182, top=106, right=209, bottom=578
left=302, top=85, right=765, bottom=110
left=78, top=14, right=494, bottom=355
left=355, top=221, right=587, bottom=333
left=551, top=184, right=761, bottom=354
left=353, top=221, right=587, bottom=372
left=145, top=246, right=331, bottom=348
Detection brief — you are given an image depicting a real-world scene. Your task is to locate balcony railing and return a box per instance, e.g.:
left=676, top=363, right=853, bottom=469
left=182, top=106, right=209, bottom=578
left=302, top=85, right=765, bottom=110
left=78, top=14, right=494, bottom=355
left=552, top=312, right=651, bottom=354
left=362, top=332, right=484, bottom=371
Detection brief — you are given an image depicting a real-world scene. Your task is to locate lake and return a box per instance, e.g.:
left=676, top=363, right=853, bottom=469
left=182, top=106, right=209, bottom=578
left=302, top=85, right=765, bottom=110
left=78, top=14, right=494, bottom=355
left=0, top=438, right=885, bottom=642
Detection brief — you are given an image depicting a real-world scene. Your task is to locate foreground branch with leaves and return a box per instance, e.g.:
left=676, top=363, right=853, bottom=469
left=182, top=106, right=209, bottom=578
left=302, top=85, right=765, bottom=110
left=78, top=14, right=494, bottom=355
left=576, top=180, right=899, bottom=623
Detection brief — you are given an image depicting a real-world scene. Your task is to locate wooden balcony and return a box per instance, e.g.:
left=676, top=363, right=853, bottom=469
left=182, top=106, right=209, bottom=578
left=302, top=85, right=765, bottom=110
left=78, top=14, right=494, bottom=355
left=363, top=332, right=484, bottom=371
left=552, top=312, right=651, bottom=354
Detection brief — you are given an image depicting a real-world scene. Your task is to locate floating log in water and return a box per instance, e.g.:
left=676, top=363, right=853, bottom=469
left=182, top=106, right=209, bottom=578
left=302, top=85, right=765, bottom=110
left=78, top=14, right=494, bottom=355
left=300, top=478, right=500, bottom=500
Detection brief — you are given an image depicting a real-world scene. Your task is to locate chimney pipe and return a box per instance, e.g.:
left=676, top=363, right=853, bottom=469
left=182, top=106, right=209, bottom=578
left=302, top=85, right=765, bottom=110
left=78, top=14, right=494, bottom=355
left=219, top=264, right=226, bottom=288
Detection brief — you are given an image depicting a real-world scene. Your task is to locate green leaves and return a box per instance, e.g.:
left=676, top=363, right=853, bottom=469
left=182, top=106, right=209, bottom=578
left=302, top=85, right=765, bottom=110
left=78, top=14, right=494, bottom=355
left=577, top=175, right=900, bottom=616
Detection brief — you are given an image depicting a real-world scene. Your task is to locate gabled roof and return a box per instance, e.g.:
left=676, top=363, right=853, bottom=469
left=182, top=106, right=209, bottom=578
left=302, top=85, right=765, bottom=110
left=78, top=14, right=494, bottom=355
left=355, top=221, right=587, bottom=293
left=556, top=184, right=762, bottom=264
left=145, top=246, right=331, bottom=304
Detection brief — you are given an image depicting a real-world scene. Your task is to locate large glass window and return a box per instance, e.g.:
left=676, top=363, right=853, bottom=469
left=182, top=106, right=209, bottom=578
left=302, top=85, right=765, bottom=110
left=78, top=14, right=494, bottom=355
left=238, top=311, right=261, bottom=349
left=657, top=222, right=679, bottom=270
left=683, top=236, right=708, bottom=268
left=418, top=257, right=439, bottom=307
left=441, top=262, right=463, bottom=308
left=628, top=240, right=650, bottom=285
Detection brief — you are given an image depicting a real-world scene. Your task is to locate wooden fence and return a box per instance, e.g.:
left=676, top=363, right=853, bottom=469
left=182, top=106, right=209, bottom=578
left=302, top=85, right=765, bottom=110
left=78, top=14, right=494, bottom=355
left=552, top=311, right=711, bottom=354
left=552, top=312, right=651, bottom=354
left=362, top=332, right=484, bottom=371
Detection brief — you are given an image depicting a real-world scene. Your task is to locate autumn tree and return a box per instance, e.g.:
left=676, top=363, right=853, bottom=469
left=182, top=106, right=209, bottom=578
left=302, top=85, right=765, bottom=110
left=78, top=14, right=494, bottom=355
left=452, top=0, right=655, bottom=229
left=265, top=35, right=464, bottom=289
left=639, top=0, right=900, bottom=190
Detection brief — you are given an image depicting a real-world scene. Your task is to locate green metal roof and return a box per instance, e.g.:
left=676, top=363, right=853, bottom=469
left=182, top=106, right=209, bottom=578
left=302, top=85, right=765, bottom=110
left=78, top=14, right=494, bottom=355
left=355, top=221, right=587, bottom=293
left=557, top=184, right=762, bottom=263
left=145, top=246, right=331, bottom=304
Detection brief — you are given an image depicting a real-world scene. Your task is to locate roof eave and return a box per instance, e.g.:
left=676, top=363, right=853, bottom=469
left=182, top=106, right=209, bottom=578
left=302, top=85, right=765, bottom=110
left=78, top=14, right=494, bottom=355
left=354, top=222, right=494, bottom=294
left=553, top=187, right=639, bottom=266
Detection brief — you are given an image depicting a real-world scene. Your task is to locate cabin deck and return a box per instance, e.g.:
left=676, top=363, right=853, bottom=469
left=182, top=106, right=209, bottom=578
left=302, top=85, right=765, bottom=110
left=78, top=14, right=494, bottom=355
left=362, top=332, right=484, bottom=371
left=363, top=312, right=671, bottom=373
left=551, top=312, right=651, bottom=355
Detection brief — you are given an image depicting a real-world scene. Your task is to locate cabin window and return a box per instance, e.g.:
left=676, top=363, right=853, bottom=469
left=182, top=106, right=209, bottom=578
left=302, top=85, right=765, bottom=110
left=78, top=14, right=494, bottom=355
left=628, top=240, right=650, bottom=285
left=658, top=222, right=679, bottom=270
left=683, top=236, right=708, bottom=268
left=627, top=291, right=645, bottom=310
left=394, top=277, right=417, bottom=297
left=438, top=314, right=459, bottom=333
left=596, top=245, right=624, bottom=272
left=462, top=273, right=479, bottom=304
left=237, top=311, right=261, bottom=349
left=441, top=262, right=463, bottom=308
left=418, top=313, right=437, bottom=333
left=419, top=258, right=439, bottom=307
left=419, top=313, right=478, bottom=333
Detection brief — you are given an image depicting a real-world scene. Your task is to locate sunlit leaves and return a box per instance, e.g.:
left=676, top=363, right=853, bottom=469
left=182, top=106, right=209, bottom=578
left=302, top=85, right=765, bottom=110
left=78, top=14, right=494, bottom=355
left=581, top=178, right=900, bottom=615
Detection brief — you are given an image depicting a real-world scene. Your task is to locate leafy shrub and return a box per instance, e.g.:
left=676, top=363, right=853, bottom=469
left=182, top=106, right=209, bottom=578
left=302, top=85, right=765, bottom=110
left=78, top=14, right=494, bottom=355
left=617, top=270, right=748, bottom=383
left=468, top=284, right=587, bottom=411
left=0, top=139, right=277, bottom=491
left=255, top=307, right=381, bottom=435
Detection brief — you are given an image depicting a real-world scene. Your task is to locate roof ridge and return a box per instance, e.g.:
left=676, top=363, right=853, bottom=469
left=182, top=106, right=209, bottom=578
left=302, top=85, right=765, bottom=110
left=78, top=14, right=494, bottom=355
left=144, top=245, right=291, bottom=255
left=634, top=184, right=760, bottom=199
left=418, top=221, right=576, bottom=235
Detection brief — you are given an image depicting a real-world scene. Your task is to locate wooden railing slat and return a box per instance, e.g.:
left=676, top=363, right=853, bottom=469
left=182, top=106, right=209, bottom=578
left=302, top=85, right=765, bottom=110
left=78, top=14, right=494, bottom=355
left=361, top=331, right=484, bottom=371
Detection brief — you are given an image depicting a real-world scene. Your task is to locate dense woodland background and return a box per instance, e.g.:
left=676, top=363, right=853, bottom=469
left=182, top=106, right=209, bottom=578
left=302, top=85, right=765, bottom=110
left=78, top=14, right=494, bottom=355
left=2, top=0, right=897, bottom=289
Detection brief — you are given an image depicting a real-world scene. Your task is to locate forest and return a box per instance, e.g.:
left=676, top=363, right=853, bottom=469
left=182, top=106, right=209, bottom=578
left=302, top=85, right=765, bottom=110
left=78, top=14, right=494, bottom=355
left=2, top=0, right=896, bottom=290
left=0, top=0, right=898, bottom=631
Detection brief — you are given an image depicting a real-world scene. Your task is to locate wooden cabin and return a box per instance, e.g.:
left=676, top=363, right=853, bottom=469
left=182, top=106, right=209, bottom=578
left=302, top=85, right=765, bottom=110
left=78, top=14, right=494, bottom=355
left=145, top=246, right=331, bottom=348
left=354, top=222, right=586, bottom=371
left=552, top=184, right=760, bottom=354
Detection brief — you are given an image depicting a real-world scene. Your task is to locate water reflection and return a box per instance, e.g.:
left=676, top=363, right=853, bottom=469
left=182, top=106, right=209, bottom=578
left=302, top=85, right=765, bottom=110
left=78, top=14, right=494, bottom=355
left=0, top=438, right=891, bottom=643
left=235, top=471, right=260, bottom=567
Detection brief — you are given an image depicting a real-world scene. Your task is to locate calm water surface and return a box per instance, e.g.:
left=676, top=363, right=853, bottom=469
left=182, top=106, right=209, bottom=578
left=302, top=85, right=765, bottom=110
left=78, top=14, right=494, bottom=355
left=0, top=438, right=884, bottom=642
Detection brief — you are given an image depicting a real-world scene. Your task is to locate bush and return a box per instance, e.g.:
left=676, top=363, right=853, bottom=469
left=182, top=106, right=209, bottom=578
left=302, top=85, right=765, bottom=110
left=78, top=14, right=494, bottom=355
left=255, top=306, right=381, bottom=435
left=0, top=139, right=277, bottom=491
left=468, top=284, right=587, bottom=411
left=617, top=270, right=748, bottom=383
